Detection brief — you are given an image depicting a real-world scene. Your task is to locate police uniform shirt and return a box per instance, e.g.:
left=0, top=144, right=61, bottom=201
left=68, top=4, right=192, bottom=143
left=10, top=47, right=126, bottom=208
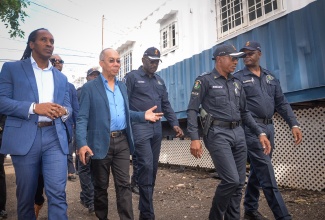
left=125, top=66, right=179, bottom=127
left=187, top=68, right=262, bottom=140
left=233, top=66, right=299, bottom=128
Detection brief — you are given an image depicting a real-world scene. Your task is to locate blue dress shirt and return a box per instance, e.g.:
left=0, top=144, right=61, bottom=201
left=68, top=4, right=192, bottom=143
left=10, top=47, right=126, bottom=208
left=100, top=74, right=126, bottom=131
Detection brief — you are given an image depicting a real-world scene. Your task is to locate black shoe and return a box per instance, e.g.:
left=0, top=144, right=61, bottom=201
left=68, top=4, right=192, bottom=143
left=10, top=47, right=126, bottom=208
left=68, top=174, right=77, bottom=181
left=131, top=184, right=139, bottom=195
left=80, top=200, right=94, bottom=214
left=80, top=200, right=87, bottom=208
left=244, top=210, right=267, bottom=220
left=209, top=171, right=220, bottom=179
left=0, top=210, right=7, bottom=219
left=88, top=203, right=95, bottom=213
left=139, top=212, right=155, bottom=220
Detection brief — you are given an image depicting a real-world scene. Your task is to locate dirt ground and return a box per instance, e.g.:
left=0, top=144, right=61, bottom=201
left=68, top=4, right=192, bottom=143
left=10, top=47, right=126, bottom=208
left=3, top=156, right=325, bottom=220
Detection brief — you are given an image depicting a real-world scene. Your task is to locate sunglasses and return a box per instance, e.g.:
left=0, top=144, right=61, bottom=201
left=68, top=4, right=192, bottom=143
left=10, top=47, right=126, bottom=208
left=108, top=58, right=121, bottom=64
left=101, top=58, right=121, bottom=64
left=50, top=58, right=64, bottom=64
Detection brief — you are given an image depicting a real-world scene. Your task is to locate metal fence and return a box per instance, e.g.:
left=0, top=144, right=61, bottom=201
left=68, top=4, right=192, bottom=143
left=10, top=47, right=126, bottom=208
left=159, top=107, right=325, bottom=191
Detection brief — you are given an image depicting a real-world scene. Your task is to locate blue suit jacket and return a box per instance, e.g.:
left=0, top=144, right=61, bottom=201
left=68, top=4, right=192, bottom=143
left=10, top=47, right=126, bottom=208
left=0, top=58, right=72, bottom=155
left=65, top=82, right=79, bottom=142
left=76, top=76, right=146, bottom=159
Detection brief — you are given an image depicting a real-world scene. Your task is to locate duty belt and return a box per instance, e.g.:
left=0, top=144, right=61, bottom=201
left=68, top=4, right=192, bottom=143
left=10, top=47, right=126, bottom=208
left=253, top=117, right=273, bottom=125
left=212, top=120, right=242, bottom=129
left=110, top=129, right=126, bottom=138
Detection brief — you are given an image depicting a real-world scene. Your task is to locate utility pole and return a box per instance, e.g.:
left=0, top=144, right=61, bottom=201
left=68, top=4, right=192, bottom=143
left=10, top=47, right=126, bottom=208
left=102, top=15, right=104, bottom=50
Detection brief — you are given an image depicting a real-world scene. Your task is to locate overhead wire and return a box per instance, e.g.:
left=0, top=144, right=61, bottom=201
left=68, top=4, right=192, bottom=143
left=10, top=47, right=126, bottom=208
left=0, top=36, right=97, bottom=55
left=1, top=0, right=132, bottom=65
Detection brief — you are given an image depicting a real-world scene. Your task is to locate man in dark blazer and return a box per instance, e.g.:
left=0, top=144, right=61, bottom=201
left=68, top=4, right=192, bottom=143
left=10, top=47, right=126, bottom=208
left=0, top=28, right=71, bottom=220
left=50, top=53, right=80, bottom=180
left=76, top=48, right=162, bottom=220
left=76, top=67, right=100, bottom=214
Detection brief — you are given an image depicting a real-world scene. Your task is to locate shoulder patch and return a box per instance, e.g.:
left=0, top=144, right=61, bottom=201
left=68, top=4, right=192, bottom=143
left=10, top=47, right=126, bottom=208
left=193, top=80, right=201, bottom=90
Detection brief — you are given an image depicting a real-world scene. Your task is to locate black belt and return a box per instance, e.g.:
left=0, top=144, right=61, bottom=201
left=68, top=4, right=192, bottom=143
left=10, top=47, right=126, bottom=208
left=212, top=120, right=242, bottom=129
left=254, top=117, right=273, bottom=125
left=38, top=121, right=54, bottom=127
left=110, top=129, right=126, bottom=138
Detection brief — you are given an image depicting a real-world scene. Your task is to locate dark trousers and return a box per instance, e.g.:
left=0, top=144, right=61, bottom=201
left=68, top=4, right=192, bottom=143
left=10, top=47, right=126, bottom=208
left=0, top=153, right=6, bottom=211
left=67, top=137, right=76, bottom=174
left=131, top=153, right=138, bottom=186
left=78, top=156, right=94, bottom=206
left=133, top=123, right=162, bottom=220
left=34, top=174, right=45, bottom=206
left=244, top=124, right=291, bottom=220
left=204, top=125, right=247, bottom=220
left=91, top=134, right=133, bottom=220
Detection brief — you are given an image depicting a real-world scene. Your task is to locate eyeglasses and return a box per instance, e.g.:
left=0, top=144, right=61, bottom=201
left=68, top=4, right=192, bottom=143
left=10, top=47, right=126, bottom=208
left=245, top=51, right=256, bottom=57
left=50, top=58, right=64, bottom=64
left=107, top=58, right=121, bottom=64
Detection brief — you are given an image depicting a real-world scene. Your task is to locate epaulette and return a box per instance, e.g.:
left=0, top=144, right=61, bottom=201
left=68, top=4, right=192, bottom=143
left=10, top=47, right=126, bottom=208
left=234, top=69, right=244, bottom=74
left=124, top=70, right=137, bottom=77
left=199, top=71, right=210, bottom=76
left=232, top=70, right=242, bottom=78
left=262, top=68, right=276, bottom=78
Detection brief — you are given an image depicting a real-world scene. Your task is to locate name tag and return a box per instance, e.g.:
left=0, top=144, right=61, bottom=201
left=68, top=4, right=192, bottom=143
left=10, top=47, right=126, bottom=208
left=137, top=81, right=145, bottom=83
left=243, top=77, right=254, bottom=84
left=212, top=86, right=223, bottom=89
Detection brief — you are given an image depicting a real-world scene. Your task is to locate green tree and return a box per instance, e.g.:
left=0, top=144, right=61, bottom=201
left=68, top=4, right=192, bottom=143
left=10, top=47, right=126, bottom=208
left=0, top=0, right=30, bottom=38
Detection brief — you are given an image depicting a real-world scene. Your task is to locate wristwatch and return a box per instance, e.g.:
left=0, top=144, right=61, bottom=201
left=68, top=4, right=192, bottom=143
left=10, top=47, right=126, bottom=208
left=62, top=106, right=68, bottom=115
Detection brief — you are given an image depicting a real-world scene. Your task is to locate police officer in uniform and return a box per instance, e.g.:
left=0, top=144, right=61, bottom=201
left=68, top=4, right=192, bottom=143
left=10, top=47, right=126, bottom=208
left=187, top=44, right=271, bottom=220
left=125, top=47, right=184, bottom=220
left=234, top=41, right=302, bottom=220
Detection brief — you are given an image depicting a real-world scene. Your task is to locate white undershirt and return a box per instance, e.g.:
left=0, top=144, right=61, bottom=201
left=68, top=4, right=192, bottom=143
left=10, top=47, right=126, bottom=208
left=29, top=54, right=54, bottom=122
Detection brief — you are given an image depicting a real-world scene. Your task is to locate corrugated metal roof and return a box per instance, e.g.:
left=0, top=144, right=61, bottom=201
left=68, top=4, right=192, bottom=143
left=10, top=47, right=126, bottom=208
left=158, top=0, right=325, bottom=119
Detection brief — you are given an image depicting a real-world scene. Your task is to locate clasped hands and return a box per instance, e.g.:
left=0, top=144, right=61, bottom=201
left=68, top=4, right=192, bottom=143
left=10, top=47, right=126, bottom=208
left=34, top=102, right=67, bottom=120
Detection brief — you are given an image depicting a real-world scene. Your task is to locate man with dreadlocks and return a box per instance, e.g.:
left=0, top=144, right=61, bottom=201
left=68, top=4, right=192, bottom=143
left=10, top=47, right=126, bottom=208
left=0, top=28, right=72, bottom=220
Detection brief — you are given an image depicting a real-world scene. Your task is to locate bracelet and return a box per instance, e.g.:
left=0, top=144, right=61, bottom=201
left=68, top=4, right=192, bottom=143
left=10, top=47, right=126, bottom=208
left=292, top=125, right=301, bottom=130
left=33, top=103, right=36, bottom=113
left=259, top=132, right=266, bottom=137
